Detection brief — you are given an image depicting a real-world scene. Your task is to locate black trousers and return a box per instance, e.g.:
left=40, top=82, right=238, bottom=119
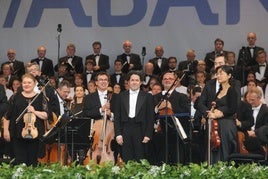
left=121, top=119, right=144, bottom=163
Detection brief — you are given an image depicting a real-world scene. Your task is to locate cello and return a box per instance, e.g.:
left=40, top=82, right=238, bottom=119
left=84, top=93, right=114, bottom=165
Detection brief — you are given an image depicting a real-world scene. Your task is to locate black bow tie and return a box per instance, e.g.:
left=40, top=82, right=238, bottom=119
left=259, top=64, right=265, bottom=67
left=249, top=47, right=255, bottom=49
left=87, top=71, right=93, bottom=74
left=125, top=54, right=131, bottom=57
left=39, top=58, right=44, bottom=61
left=95, top=54, right=100, bottom=56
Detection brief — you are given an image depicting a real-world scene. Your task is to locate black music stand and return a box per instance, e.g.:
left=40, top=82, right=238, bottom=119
left=66, top=117, right=92, bottom=164
left=41, top=113, right=71, bottom=144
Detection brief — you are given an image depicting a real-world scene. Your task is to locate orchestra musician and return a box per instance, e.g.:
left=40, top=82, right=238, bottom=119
left=114, top=71, right=154, bottom=163
left=3, top=73, right=51, bottom=166
left=206, top=65, right=238, bottom=163
left=82, top=72, right=117, bottom=163
left=153, top=71, right=190, bottom=164
left=70, top=85, right=85, bottom=117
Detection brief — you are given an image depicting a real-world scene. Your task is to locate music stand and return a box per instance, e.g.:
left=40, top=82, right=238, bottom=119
left=41, top=113, right=71, bottom=143
left=66, top=117, right=92, bottom=164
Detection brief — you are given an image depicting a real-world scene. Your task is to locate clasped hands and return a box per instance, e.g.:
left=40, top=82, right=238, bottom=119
left=207, top=109, right=223, bottom=119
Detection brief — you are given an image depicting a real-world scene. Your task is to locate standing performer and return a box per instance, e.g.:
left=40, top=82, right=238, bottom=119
left=114, top=71, right=154, bottom=163
left=3, top=74, right=50, bottom=166
left=153, top=72, right=190, bottom=164
left=206, top=65, right=238, bottom=163
left=83, top=72, right=116, bottom=164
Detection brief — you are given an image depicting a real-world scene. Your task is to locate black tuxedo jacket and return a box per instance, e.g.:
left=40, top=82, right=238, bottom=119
left=153, top=90, right=190, bottom=115
left=251, top=63, right=268, bottom=85
left=204, top=50, right=228, bottom=72
left=56, top=55, right=84, bottom=74
left=237, top=46, right=264, bottom=67
left=148, top=57, right=169, bottom=76
left=110, top=73, right=126, bottom=90
left=83, top=72, right=96, bottom=87
left=85, top=54, right=110, bottom=72
left=237, top=101, right=254, bottom=131
left=114, top=90, right=154, bottom=139
left=116, top=53, right=142, bottom=73
left=0, top=84, right=8, bottom=119
left=198, top=78, right=241, bottom=117
left=31, top=57, right=54, bottom=77
left=255, top=104, right=268, bottom=131
left=83, top=91, right=116, bottom=120
left=1, top=60, right=25, bottom=80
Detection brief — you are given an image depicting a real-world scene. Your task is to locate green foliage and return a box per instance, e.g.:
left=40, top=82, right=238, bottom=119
left=1, top=160, right=268, bottom=178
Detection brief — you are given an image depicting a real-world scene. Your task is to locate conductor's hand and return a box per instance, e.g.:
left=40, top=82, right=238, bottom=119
left=116, top=135, right=123, bottom=145
left=142, top=136, right=150, bottom=143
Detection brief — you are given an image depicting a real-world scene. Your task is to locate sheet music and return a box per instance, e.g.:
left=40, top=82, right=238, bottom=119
left=172, top=116, right=187, bottom=140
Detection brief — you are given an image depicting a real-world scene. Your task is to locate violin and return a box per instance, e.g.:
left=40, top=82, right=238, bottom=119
left=210, top=102, right=221, bottom=150
left=156, top=97, right=174, bottom=133
left=21, top=109, right=38, bottom=139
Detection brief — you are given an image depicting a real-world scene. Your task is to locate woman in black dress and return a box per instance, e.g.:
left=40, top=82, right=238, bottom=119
left=3, top=73, right=50, bottom=166
left=207, top=65, right=238, bottom=163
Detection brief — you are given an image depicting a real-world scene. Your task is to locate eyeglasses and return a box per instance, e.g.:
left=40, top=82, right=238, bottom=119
left=98, top=78, right=108, bottom=82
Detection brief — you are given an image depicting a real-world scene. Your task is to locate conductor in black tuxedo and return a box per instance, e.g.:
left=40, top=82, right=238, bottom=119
left=85, top=41, right=110, bottom=72
left=55, top=43, right=84, bottom=76
left=153, top=72, right=190, bottom=164
left=31, top=46, right=54, bottom=77
left=116, top=40, right=142, bottom=74
left=114, top=71, right=154, bottom=163
left=1, top=49, right=25, bottom=80
left=148, top=46, right=169, bottom=76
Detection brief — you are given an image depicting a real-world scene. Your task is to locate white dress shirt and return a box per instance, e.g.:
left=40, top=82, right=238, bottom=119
left=129, top=89, right=139, bottom=118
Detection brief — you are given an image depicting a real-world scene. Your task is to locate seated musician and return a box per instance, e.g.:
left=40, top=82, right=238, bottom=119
left=242, top=87, right=268, bottom=155
left=153, top=72, right=190, bottom=165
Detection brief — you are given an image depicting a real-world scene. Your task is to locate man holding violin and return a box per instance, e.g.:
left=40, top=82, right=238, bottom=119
left=153, top=71, right=190, bottom=165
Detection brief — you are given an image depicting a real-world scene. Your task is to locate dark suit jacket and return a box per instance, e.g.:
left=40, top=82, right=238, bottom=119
left=31, top=57, right=54, bottom=77
left=148, top=57, right=169, bottom=76
left=116, top=53, right=142, bottom=73
left=255, top=104, right=268, bottom=131
left=114, top=90, right=154, bottom=139
left=110, top=73, right=126, bottom=90
left=56, top=55, right=84, bottom=75
left=83, top=72, right=96, bottom=87
left=237, top=46, right=264, bottom=67
left=1, top=60, right=25, bottom=80
left=0, top=84, right=8, bottom=118
left=198, top=78, right=241, bottom=117
left=237, top=101, right=254, bottom=131
left=204, top=50, right=228, bottom=73
left=85, top=54, right=110, bottom=72
left=82, top=91, right=116, bottom=119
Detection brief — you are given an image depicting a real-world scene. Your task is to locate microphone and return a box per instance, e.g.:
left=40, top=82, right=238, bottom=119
left=57, top=24, right=62, bottom=34
left=141, top=46, right=146, bottom=56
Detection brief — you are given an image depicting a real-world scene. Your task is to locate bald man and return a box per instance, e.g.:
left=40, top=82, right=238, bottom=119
left=31, top=46, right=54, bottom=77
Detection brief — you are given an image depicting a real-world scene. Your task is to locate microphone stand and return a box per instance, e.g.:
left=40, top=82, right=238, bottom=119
left=157, top=72, right=186, bottom=163
left=57, top=24, right=62, bottom=73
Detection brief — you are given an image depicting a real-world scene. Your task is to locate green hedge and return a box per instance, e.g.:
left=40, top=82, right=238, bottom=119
left=1, top=160, right=268, bottom=178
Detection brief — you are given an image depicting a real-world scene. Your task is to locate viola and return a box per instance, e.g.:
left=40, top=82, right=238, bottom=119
left=210, top=102, right=221, bottom=150
left=156, top=98, right=174, bottom=133
left=237, top=131, right=248, bottom=154
left=21, top=111, right=38, bottom=139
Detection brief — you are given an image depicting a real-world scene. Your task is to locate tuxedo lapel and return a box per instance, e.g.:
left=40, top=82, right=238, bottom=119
left=256, top=105, right=265, bottom=126
left=135, top=91, right=145, bottom=116
left=123, top=91, right=130, bottom=116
